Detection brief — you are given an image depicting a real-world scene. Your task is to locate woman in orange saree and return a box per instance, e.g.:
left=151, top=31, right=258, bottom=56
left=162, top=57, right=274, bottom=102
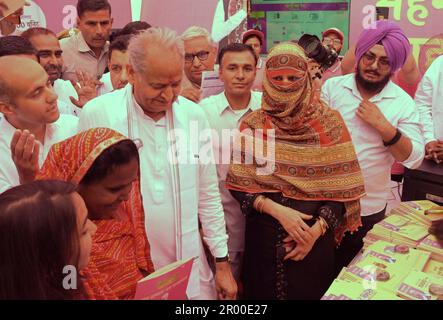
left=37, top=127, right=154, bottom=299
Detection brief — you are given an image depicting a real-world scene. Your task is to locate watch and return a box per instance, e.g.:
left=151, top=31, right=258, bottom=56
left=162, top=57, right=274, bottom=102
left=215, top=255, right=230, bottom=263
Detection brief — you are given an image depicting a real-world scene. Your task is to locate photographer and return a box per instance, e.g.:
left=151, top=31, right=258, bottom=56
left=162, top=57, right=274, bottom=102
left=321, top=28, right=344, bottom=82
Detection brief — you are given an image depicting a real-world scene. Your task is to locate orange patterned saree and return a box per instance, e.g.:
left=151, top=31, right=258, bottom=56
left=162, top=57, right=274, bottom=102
left=38, top=128, right=154, bottom=299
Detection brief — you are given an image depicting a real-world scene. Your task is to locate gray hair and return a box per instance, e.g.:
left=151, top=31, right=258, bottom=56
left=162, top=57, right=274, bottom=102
left=181, top=26, right=216, bottom=46
left=128, top=27, right=184, bottom=75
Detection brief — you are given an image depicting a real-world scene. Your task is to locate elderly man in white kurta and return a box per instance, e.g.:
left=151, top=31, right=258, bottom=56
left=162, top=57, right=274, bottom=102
left=78, top=27, right=237, bottom=300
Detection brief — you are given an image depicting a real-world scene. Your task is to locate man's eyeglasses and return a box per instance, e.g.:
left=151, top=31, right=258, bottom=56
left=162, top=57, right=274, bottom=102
left=322, top=37, right=342, bottom=46
left=184, top=51, right=210, bottom=63
left=361, top=53, right=391, bottom=70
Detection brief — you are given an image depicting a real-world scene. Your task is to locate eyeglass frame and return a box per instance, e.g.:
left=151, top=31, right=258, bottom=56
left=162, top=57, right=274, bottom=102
left=322, top=37, right=342, bottom=46
left=361, top=52, right=391, bottom=71
left=184, top=50, right=210, bottom=63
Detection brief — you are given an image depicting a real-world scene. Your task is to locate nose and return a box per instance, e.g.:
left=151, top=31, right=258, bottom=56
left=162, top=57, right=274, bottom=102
left=120, top=67, right=128, bottom=84
left=90, top=221, right=97, bottom=236
left=236, top=69, right=245, bottom=79
left=96, top=23, right=103, bottom=35
left=369, top=59, right=379, bottom=70
left=192, top=56, right=202, bottom=68
left=160, top=85, right=174, bottom=102
left=118, top=188, right=131, bottom=202
left=49, top=53, right=58, bottom=64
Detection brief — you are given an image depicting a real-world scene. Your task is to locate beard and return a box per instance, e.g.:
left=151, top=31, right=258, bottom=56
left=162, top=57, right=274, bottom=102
left=355, top=65, right=390, bottom=93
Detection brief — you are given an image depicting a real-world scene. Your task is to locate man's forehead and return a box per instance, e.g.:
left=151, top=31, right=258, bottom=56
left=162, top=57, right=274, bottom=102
left=368, top=44, right=388, bottom=57
left=223, top=51, right=256, bottom=65
left=80, top=9, right=111, bottom=21
left=184, top=36, right=213, bottom=52
left=31, top=34, right=61, bottom=49
left=110, top=49, right=129, bottom=61
left=325, top=33, right=340, bottom=39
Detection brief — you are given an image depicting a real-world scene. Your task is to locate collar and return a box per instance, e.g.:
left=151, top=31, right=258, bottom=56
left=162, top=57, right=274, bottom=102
left=77, top=31, right=109, bottom=55
left=216, top=91, right=257, bottom=116
left=343, top=73, right=398, bottom=102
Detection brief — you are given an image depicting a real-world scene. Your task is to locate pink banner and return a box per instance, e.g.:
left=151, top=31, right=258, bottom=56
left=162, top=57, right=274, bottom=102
left=140, top=0, right=218, bottom=34
left=20, top=0, right=132, bottom=33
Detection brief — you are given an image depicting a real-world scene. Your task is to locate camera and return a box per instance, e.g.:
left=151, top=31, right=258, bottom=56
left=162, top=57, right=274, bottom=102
left=298, top=34, right=338, bottom=72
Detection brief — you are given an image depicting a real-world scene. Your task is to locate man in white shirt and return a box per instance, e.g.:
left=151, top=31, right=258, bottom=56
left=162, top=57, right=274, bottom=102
left=0, top=56, right=78, bottom=194
left=78, top=27, right=237, bottom=300
left=415, top=55, right=443, bottom=164
left=97, top=34, right=131, bottom=96
left=0, top=35, right=76, bottom=118
left=200, top=43, right=262, bottom=283
left=181, top=26, right=218, bottom=103
left=22, top=27, right=102, bottom=116
left=321, top=20, right=424, bottom=271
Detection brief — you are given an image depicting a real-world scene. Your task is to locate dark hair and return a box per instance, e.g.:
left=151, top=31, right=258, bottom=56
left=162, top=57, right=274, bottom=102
left=21, top=27, right=58, bottom=41
left=243, top=34, right=262, bottom=46
left=109, top=34, right=131, bottom=60
left=0, top=180, right=81, bottom=299
left=80, top=139, right=139, bottom=185
left=0, top=36, right=36, bottom=57
left=119, top=21, right=151, bottom=36
left=218, top=43, right=258, bottom=67
left=77, top=0, right=112, bottom=18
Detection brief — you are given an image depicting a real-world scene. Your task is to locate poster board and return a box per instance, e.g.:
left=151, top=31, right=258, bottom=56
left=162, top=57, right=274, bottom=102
left=248, top=0, right=351, bottom=53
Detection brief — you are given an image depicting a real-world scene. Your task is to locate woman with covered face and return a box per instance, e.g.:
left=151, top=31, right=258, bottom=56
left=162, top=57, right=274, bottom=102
left=226, top=42, right=366, bottom=300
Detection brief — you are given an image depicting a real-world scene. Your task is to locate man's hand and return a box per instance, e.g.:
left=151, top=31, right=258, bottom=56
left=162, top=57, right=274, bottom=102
left=181, top=87, right=202, bottom=103
left=10, top=129, right=40, bottom=184
left=356, top=100, right=390, bottom=131
left=426, top=140, right=443, bottom=164
left=215, top=261, right=237, bottom=300
left=69, top=70, right=102, bottom=108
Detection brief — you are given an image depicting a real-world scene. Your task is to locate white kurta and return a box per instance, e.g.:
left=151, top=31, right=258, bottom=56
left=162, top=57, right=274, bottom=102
left=78, top=84, right=229, bottom=299
left=0, top=115, right=79, bottom=194
left=415, top=55, right=443, bottom=144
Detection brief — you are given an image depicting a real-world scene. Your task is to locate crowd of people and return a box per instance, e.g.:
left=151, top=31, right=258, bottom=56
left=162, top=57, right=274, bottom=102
left=0, top=0, right=442, bottom=300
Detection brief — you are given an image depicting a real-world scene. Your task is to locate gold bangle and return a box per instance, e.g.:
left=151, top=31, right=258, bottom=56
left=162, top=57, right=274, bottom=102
left=318, top=217, right=328, bottom=236
left=254, top=195, right=266, bottom=214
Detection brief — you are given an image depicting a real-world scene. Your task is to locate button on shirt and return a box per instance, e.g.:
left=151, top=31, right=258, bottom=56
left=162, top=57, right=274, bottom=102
left=200, top=91, right=262, bottom=252
left=415, top=55, right=443, bottom=144
left=132, top=97, right=176, bottom=271
left=0, top=115, right=79, bottom=194
left=321, top=73, right=424, bottom=216
left=60, top=32, right=109, bottom=82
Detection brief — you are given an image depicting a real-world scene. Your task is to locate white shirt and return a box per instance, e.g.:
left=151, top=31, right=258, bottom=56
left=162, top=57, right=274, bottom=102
left=78, top=85, right=227, bottom=299
left=98, top=72, right=113, bottom=96
left=200, top=91, right=262, bottom=252
left=0, top=115, right=79, bottom=194
left=131, top=96, right=176, bottom=271
left=321, top=73, right=424, bottom=216
left=53, top=79, right=81, bottom=116
left=414, top=55, right=443, bottom=144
